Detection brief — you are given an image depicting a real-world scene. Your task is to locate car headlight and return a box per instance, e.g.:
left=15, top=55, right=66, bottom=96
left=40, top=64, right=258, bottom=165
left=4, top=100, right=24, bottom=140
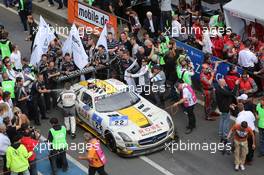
left=118, top=132, right=132, bottom=142
left=166, top=116, right=173, bottom=129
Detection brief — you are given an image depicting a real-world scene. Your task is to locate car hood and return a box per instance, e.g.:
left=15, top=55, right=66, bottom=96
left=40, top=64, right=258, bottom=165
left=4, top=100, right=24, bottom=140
left=99, top=100, right=172, bottom=140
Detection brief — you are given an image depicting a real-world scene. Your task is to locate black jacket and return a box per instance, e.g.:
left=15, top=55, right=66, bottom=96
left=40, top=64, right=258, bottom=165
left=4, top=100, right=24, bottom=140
left=143, top=16, right=159, bottom=35
left=215, top=85, right=238, bottom=113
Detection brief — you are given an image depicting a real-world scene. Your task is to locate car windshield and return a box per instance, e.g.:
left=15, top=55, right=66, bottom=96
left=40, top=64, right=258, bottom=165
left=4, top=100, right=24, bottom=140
left=95, top=91, right=140, bottom=112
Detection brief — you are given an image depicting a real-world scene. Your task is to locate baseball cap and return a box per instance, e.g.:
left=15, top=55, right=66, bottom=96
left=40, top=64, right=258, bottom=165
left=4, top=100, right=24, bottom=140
left=237, top=94, right=248, bottom=101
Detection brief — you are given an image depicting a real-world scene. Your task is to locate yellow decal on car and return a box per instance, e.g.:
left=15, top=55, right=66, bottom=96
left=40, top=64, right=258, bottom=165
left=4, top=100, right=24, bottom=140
left=94, top=80, right=117, bottom=94
left=118, top=107, right=149, bottom=127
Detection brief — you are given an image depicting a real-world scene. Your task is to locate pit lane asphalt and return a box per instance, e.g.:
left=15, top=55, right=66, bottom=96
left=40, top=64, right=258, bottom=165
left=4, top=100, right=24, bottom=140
left=1, top=5, right=263, bottom=175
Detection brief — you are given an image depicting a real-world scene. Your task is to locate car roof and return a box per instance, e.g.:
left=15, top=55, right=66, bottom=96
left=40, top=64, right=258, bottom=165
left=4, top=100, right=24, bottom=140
left=75, top=78, right=128, bottom=98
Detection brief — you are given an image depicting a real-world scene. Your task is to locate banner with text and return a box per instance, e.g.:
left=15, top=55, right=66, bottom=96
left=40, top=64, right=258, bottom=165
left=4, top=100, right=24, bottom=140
left=68, top=0, right=117, bottom=34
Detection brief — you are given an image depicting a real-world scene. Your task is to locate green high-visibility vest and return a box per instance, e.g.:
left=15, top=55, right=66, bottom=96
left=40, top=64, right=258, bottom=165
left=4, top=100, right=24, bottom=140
left=0, top=41, right=11, bottom=58
left=211, top=15, right=225, bottom=28
left=87, top=0, right=94, bottom=6
left=159, top=44, right=169, bottom=65
left=50, top=126, right=68, bottom=150
left=2, top=80, right=15, bottom=98
left=176, top=65, right=192, bottom=85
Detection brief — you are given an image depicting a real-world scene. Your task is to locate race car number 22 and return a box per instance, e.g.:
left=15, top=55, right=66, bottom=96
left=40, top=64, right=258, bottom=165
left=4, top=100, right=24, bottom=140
left=110, top=116, right=128, bottom=126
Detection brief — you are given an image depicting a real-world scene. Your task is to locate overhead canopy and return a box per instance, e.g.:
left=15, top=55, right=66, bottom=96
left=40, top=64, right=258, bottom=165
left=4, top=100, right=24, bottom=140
left=224, top=0, right=264, bottom=23
left=223, top=0, right=264, bottom=38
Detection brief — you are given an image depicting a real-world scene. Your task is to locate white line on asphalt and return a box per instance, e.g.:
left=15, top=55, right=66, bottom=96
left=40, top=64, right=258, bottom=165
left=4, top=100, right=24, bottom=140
left=140, top=156, right=175, bottom=175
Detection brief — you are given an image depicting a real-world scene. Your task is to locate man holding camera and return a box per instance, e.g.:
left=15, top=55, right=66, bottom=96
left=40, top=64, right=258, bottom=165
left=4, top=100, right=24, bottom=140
left=200, top=53, right=221, bottom=121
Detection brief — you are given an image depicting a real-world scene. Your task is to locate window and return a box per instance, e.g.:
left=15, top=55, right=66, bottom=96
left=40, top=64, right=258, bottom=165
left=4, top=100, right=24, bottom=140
left=81, top=92, right=93, bottom=107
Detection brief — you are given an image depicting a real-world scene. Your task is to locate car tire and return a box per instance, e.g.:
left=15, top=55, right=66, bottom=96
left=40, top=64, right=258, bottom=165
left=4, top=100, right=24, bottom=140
left=105, top=132, right=117, bottom=153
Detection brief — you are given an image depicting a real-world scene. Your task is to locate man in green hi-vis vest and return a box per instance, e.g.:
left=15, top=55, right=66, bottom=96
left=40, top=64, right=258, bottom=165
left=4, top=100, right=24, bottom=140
left=48, top=118, right=69, bottom=175
left=0, top=31, right=12, bottom=59
left=1, top=73, right=15, bottom=99
left=18, top=0, right=28, bottom=31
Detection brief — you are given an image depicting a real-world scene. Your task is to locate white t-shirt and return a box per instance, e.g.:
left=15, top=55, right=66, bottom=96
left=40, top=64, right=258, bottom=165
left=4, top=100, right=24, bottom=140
left=236, top=110, right=256, bottom=131
left=238, top=49, right=258, bottom=68
left=10, top=50, right=22, bottom=70
left=182, top=86, right=196, bottom=107
left=172, top=20, right=181, bottom=38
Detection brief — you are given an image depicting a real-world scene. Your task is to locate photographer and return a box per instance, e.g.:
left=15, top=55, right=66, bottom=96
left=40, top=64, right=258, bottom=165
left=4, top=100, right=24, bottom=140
left=200, top=53, right=221, bottom=121
left=176, top=52, right=194, bottom=85
left=20, top=124, right=40, bottom=175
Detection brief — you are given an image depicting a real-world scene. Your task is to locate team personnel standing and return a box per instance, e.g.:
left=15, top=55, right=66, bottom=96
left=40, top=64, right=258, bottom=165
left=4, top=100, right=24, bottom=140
left=15, top=77, right=30, bottom=116
left=235, top=103, right=256, bottom=165
left=173, top=82, right=197, bottom=134
left=18, top=0, right=29, bottom=32
left=150, top=65, right=166, bottom=107
left=6, top=135, right=32, bottom=175
left=215, top=79, right=238, bottom=143
left=200, top=54, right=220, bottom=121
left=256, top=97, right=264, bottom=157
left=48, top=118, right=68, bottom=175
left=30, top=73, right=50, bottom=125
left=227, top=121, right=255, bottom=171
left=20, top=127, right=40, bottom=175
left=57, top=82, right=77, bottom=139
left=78, top=132, right=108, bottom=175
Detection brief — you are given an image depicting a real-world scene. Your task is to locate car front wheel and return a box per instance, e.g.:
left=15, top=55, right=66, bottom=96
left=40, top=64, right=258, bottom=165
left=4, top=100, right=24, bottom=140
left=105, top=131, right=117, bottom=153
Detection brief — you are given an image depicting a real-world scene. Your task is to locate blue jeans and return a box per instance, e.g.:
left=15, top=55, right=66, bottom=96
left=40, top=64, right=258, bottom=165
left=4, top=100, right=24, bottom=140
left=218, top=112, right=230, bottom=139
left=29, top=159, right=38, bottom=175
left=259, top=128, right=264, bottom=155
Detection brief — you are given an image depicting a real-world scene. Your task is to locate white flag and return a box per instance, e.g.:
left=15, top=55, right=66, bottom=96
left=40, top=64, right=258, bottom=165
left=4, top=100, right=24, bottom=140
left=30, top=16, right=56, bottom=66
left=62, top=34, right=72, bottom=56
left=70, top=24, right=89, bottom=70
left=96, top=24, right=108, bottom=53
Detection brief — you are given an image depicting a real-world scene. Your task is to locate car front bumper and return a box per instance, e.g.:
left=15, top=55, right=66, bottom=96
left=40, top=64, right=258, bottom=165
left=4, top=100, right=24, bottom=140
left=116, top=131, right=175, bottom=157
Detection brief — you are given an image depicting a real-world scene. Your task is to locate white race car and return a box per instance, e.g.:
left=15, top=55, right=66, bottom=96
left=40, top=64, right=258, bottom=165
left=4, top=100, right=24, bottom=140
left=73, top=78, right=175, bottom=157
